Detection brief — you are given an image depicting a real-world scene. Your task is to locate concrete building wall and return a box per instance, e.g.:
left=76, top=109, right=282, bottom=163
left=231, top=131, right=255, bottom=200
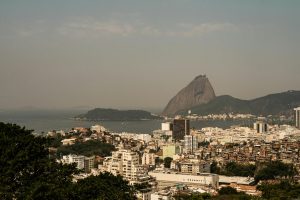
left=163, top=145, right=181, bottom=159
left=149, top=172, right=219, bottom=189
left=162, top=122, right=173, bottom=131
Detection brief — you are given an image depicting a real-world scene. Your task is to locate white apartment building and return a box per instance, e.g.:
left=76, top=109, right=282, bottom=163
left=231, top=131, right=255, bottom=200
left=142, top=153, right=156, bottom=166
left=100, top=149, right=157, bottom=185
left=121, top=149, right=139, bottom=180
left=61, top=154, right=85, bottom=169
left=161, top=122, right=173, bottom=131
left=105, top=150, right=124, bottom=176
left=100, top=149, right=141, bottom=181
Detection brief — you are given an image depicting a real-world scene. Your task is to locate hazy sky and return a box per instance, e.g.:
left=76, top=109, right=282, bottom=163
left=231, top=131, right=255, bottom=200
left=0, top=0, right=299, bottom=110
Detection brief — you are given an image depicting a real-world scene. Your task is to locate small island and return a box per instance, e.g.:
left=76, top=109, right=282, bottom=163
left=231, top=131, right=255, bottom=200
left=75, top=108, right=162, bottom=121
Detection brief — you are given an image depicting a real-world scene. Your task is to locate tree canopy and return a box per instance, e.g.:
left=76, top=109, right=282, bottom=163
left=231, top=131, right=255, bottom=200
left=57, top=140, right=115, bottom=157
left=257, top=181, right=300, bottom=199
left=254, top=161, right=297, bottom=183
left=221, top=162, right=256, bottom=177
left=0, top=122, right=136, bottom=200
left=164, top=157, right=173, bottom=168
left=73, top=173, right=136, bottom=200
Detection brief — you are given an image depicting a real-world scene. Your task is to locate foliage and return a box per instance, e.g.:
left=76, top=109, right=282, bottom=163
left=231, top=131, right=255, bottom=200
left=257, top=181, right=300, bottom=199
left=210, top=161, right=220, bottom=174
left=174, top=191, right=259, bottom=200
left=133, top=182, right=152, bottom=192
left=213, top=194, right=253, bottom=200
left=254, top=161, right=297, bottom=183
left=73, top=173, right=136, bottom=200
left=48, top=134, right=64, bottom=148
left=155, top=157, right=164, bottom=165
left=77, top=108, right=162, bottom=121
left=218, top=187, right=238, bottom=195
left=161, top=135, right=171, bottom=142
left=199, top=141, right=210, bottom=147
left=164, top=157, right=173, bottom=168
left=220, top=162, right=256, bottom=177
left=0, top=122, right=77, bottom=199
left=0, top=122, right=136, bottom=200
left=148, top=149, right=157, bottom=153
left=215, top=187, right=256, bottom=200
left=57, top=140, right=115, bottom=157
left=173, top=192, right=211, bottom=200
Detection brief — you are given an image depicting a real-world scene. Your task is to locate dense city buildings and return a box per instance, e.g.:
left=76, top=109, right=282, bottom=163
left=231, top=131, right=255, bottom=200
left=45, top=109, right=300, bottom=199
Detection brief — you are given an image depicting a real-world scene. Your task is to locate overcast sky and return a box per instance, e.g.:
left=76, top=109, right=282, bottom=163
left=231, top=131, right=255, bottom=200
left=0, top=0, right=299, bottom=110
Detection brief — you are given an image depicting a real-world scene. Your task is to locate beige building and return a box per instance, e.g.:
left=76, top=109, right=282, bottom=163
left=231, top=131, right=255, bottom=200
left=142, top=152, right=156, bottom=166
left=84, top=156, right=95, bottom=173
left=149, top=171, right=219, bottom=189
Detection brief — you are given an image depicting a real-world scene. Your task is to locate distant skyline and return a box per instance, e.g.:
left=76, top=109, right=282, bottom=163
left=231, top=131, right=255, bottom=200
left=0, top=0, right=299, bottom=110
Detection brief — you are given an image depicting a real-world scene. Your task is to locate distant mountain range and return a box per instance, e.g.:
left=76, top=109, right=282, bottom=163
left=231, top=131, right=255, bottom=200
left=162, top=75, right=300, bottom=117
left=77, top=76, right=300, bottom=119
left=177, top=90, right=300, bottom=116
left=76, top=108, right=162, bottom=121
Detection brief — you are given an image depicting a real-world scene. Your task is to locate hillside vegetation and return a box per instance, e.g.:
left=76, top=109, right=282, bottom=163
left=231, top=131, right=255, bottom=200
left=76, top=108, right=162, bottom=121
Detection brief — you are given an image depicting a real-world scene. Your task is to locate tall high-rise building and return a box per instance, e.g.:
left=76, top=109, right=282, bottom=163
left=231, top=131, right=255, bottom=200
left=253, top=121, right=268, bottom=133
left=103, top=149, right=139, bottom=180
left=121, top=150, right=139, bottom=180
left=295, top=107, right=300, bottom=128
left=184, top=135, right=198, bottom=154
left=172, top=119, right=190, bottom=140
left=84, top=156, right=95, bottom=173
left=142, top=152, right=156, bottom=166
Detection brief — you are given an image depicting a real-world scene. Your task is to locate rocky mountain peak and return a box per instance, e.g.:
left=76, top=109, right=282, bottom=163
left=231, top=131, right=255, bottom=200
left=162, top=75, right=216, bottom=116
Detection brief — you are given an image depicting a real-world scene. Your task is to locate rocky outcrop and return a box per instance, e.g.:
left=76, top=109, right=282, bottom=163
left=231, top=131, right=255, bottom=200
left=162, top=75, right=216, bottom=116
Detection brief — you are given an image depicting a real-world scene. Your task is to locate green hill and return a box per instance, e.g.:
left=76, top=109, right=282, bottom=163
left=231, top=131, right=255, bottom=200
left=76, top=108, right=162, bottom=121
left=178, top=90, right=300, bottom=116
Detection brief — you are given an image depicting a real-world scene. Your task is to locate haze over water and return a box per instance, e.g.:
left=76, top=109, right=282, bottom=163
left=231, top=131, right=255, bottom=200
left=0, top=110, right=251, bottom=133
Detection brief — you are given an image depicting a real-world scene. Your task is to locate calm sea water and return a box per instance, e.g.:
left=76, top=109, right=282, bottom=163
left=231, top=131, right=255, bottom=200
left=0, top=110, right=252, bottom=134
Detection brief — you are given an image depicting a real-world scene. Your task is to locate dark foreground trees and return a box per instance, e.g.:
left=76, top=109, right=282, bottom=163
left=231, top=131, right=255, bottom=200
left=164, top=157, right=173, bottom=168
left=254, top=161, right=297, bottom=183
left=73, top=173, right=136, bottom=200
left=257, top=181, right=300, bottom=199
left=0, top=122, right=136, bottom=200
